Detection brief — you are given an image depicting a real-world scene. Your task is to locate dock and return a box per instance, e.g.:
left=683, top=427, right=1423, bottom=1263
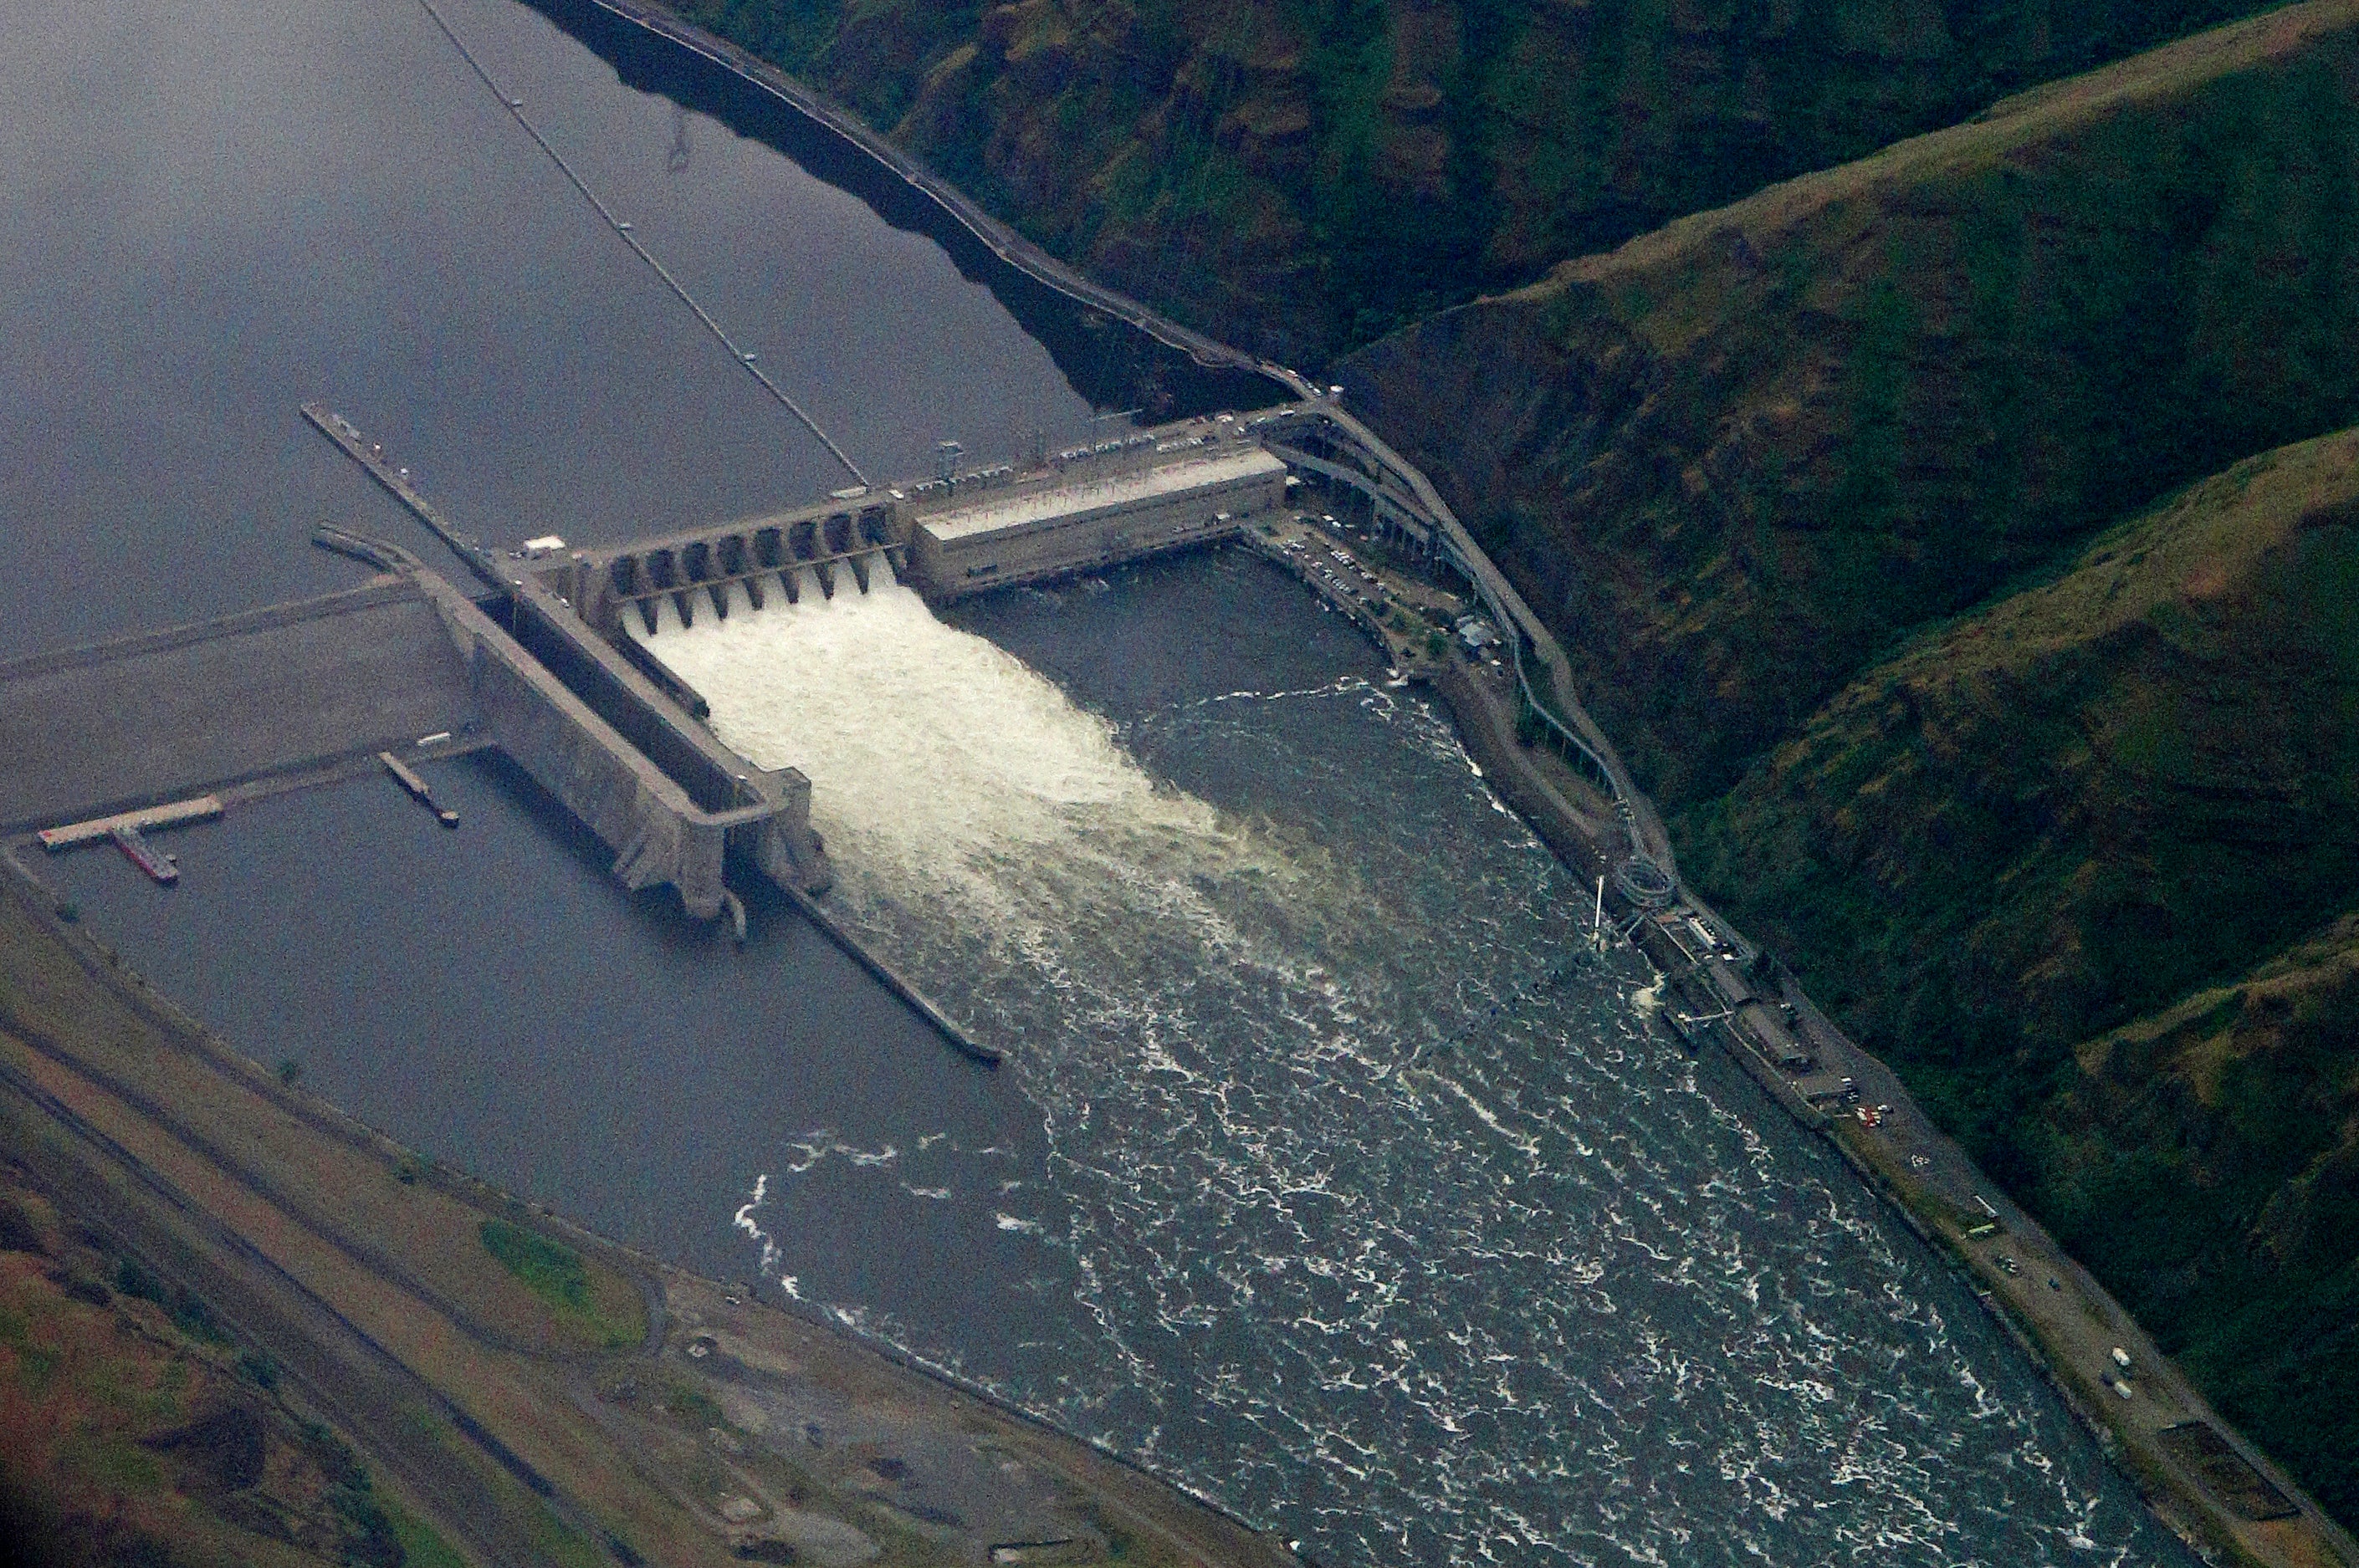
left=379, top=751, right=461, bottom=828
left=38, top=795, right=223, bottom=852
left=109, top=825, right=179, bottom=884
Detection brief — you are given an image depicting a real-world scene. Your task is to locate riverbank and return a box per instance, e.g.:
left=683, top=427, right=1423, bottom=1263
left=0, top=841, right=1299, bottom=1568
left=1407, top=626, right=2356, bottom=1568
left=1236, top=454, right=2353, bottom=1567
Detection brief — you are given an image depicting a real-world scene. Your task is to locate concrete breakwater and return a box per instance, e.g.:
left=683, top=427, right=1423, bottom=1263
left=303, top=415, right=842, bottom=917
left=775, top=882, right=1002, bottom=1067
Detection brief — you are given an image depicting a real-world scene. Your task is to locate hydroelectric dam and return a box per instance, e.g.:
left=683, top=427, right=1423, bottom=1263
left=1, top=406, right=1325, bottom=963
left=3, top=388, right=1668, bottom=1073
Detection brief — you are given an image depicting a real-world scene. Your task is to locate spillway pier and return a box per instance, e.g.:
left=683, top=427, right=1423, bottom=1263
left=38, top=795, right=224, bottom=852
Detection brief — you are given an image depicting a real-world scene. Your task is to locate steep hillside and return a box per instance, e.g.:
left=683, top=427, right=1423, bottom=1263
left=2044, top=917, right=2359, bottom=1525
left=1682, top=422, right=2359, bottom=1520
left=1338, top=8, right=2359, bottom=1525
left=1345, top=0, right=2359, bottom=804
left=1677, top=426, right=2359, bottom=1104
left=0, top=1169, right=425, bottom=1568
left=662, top=0, right=2288, bottom=360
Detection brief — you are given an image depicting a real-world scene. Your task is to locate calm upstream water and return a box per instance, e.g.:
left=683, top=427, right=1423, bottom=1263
left=12, top=1, right=2195, bottom=1564
left=0, top=0, right=1246, bottom=660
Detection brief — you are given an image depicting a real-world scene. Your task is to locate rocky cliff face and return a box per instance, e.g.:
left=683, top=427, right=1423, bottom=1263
left=673, top=0, right=2285, bottom=361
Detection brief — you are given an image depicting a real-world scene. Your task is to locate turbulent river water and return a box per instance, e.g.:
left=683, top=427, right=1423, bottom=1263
left=636, top=556, right=2193, bottom=1567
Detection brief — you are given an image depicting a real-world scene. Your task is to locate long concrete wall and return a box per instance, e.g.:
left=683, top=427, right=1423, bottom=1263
left=402, top=566, right=829, bottom=919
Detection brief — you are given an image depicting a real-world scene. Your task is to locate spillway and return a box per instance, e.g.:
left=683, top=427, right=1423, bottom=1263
left=627, top=556, right=2192, bottom=1567
left=633, top=553, right=1235, bottom=921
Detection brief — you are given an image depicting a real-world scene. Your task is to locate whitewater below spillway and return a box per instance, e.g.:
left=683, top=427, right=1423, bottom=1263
left=634, top=553, right=2192, bottom=1566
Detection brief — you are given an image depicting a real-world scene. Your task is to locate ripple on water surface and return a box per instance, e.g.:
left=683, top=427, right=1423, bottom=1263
left=646, top=554, right=2191, bottom=1568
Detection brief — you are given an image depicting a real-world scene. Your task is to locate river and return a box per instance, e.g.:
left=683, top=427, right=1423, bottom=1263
left=8, top=0, right=2198, bottom=1563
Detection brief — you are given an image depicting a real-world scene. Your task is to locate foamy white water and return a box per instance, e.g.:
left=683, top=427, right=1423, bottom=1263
left=637, top=562, right=2191, bottom=1568
left=638, top=555, right=1241, bottom=921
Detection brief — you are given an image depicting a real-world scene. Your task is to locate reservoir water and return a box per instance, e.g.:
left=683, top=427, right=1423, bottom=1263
left=0, top=0, right=1253, bottom=661
left=9, top=0, right=2198, bottom=1563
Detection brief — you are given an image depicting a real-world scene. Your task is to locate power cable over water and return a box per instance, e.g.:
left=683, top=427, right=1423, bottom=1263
left=412, top=0, right=869, bottom=488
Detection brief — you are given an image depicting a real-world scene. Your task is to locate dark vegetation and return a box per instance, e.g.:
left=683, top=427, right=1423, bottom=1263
left=478, top=1218, right=593, bottom=1313
left=1669, top=435, right=2359, bottom=1518
left=666, top=0, right=2294, bottom=360
left=1352, top=13, right=2359, bottom=805
left=478, top=1218, right=644, bottom=1349
left=1339, top=5, right=2359, bottom=1521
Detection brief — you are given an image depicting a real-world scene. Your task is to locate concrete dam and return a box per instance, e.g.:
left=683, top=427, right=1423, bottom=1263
left=555, top=417, right=1289, bottom=644
left=7, top=407, right=1297, bottom=959
left=13, top=387, right=1644, bottom=978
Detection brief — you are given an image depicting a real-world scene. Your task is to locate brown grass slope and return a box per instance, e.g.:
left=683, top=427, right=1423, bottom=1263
left=1683, top=421, right=2359, bottom=1522
left=1343, top=0, right=2359, bottom=806
left=0, top=1172, right=431, bottom=1568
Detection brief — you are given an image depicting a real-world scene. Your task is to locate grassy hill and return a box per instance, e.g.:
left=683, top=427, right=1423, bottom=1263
left=1345, top=0, right=2359, bottom=804
left=1343, top=6, right=2359, bottom=1521
left=1675, top=430, right=2359, bottom=1521
left=658, top=0, right=2290, bottom=360
left=1678, top=426, right=2359, bottom=1101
